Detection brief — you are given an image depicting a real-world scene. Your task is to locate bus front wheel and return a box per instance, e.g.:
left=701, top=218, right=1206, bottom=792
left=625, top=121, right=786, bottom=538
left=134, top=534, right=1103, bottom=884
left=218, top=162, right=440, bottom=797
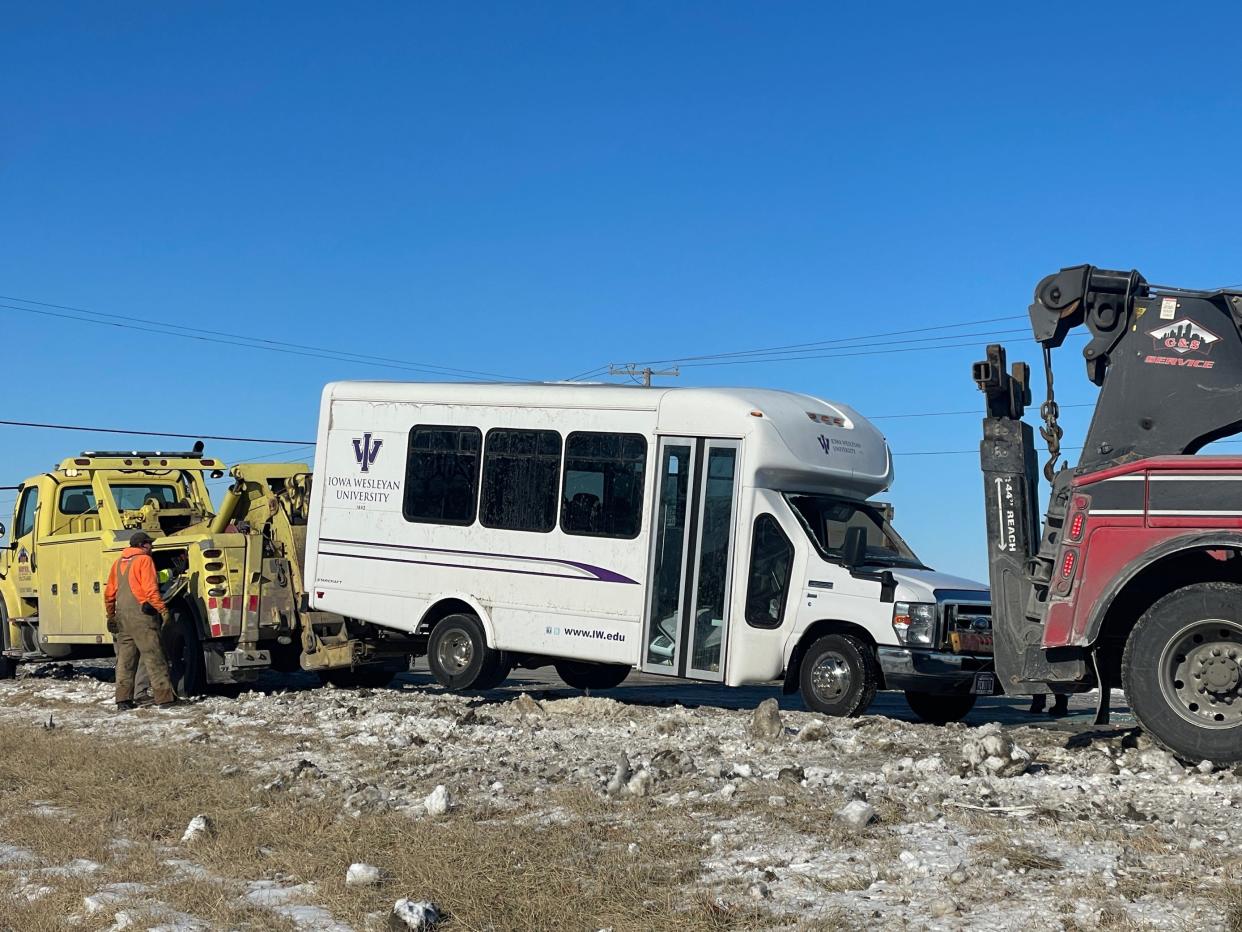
left=798, top=633, right=878, bottom=717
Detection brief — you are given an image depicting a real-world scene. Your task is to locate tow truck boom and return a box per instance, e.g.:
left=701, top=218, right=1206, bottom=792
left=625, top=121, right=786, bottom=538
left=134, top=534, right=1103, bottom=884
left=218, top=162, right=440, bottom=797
left=976, top=265, right=1242, bottom=763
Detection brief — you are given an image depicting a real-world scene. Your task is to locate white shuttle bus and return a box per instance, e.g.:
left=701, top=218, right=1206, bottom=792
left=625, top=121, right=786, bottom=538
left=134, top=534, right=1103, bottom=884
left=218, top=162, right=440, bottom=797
left=305, top=382, right=995, bottom=721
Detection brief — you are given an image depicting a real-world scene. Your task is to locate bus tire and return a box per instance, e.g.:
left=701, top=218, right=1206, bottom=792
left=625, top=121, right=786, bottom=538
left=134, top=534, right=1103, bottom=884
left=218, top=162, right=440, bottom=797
left=472, top=654, right=513, bottom=691
left=798, top=633, right=877, bottom=717
left=428, top=613, right=504, bottom=691
left=164, top=607, right=206, bottom=698
left=554, top=659, right=630, bottom=691
left=1122, top=581, right=1242, bottom=765
left=904, top=691, right=977, bottom=724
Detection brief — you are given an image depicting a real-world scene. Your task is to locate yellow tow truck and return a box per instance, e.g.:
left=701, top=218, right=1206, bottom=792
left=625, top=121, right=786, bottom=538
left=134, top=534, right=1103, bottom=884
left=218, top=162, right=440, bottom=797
left=0, top=447, right=415, bottom=692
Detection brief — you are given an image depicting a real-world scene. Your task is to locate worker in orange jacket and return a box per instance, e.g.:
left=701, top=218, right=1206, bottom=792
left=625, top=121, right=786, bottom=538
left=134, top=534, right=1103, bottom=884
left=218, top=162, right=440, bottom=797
left=105, top=531, right=178, bottom=709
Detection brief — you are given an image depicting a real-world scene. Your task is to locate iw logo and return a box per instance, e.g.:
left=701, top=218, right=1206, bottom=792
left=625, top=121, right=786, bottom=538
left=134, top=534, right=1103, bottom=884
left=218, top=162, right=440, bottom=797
left=817, top=435, right=831, bottom=456
left=352, top=433, right=383, bottom=473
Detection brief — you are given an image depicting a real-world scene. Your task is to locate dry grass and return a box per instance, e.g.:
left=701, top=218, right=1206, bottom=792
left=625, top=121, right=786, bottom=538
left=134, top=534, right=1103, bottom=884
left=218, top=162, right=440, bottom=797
left=0, top=723, right=773, bottom=931
left=975, top=837, right=1063, bottom=872
left=1224, top=885, right=1242, bottom=932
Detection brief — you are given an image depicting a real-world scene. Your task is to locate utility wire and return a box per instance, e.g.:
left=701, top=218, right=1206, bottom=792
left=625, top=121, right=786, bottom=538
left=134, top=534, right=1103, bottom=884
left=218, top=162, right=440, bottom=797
left=869, top=402, right=1094, bottom=420
left=0, top=419, right=311, bottom=445
left=232, top=443, right=317, bottom=464
left=673, top=331, right=1078, bottom=368
left=0, top=295, right=529, bottom=382
left=638, top=314, right=1030, bottom=366
left=567, top=314, right=1033, bottom=381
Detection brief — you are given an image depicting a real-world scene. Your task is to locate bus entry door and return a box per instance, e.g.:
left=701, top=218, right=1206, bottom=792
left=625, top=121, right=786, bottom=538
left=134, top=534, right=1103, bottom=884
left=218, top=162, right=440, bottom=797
left=641, top=437, right=740, bottom=681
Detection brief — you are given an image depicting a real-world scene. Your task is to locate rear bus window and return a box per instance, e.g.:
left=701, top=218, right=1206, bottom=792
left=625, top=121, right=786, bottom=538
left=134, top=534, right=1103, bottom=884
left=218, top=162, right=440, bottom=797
left=481, top=429, right=562, bottom=532
left=403, top=426, right=482, bottom=525
left=560, top=432, right=647, bottom=539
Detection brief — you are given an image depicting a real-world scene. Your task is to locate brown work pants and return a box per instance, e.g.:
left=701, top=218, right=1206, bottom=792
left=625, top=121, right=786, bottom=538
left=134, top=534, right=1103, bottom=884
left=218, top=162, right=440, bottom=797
left=115, top=614, right=175, bottom=704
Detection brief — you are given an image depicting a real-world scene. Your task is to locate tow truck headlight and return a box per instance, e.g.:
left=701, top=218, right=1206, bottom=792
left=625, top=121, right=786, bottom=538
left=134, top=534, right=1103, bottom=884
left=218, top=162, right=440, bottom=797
left=892, top=602, right=936, bottom=646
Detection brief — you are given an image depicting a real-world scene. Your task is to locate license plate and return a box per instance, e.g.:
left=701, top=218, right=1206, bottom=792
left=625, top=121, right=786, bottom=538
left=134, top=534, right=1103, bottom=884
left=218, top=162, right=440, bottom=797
left=951, top=631, right=994, bottom=654
left=971, top=672, right=996, bottom=695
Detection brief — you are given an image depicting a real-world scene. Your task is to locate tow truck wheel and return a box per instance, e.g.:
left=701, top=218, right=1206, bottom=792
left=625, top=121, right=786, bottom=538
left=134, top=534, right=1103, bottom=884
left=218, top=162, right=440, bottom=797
left=0, top=600, right=15, bottom=680
left=798, top=633, right=878, bottom=717
left=904, top=691, right=977, bottom=724
left=554, top=659, right=630, bottom=691
left=163, top=607, right=206, bottom=698
left=1123, top=582, right=1242, bottom=765
left=428, top=613, right=505, bottom=691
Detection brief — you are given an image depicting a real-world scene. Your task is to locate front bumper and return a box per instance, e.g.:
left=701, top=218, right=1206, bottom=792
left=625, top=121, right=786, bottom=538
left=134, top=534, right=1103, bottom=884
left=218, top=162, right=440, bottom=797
left=877, top=646, right=998, bottom=695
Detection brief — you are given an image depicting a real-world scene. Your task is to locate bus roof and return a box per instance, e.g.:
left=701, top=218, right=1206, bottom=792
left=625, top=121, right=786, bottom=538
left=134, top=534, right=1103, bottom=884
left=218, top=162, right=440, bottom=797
left=322, top=381, right=895, bottom=498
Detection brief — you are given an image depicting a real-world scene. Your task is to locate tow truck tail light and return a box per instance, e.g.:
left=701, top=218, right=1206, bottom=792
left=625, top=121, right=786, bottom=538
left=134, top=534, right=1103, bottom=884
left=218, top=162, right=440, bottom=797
left=1068, top=512, right=1086, bottom=541
left=1061, top=550, right=1077, bottom=579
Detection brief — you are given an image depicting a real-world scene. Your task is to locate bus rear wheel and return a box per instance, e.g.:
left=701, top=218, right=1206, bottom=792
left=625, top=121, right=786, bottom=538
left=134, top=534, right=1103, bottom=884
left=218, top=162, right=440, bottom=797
left=905, top=691, right=977, bottom=724
left=554, top=659, right=630, bottom=691
left=1123, top=581, right=1242, bottom=765
left=428, top=614, right=507, bottom=691
left=798, top=633, right=878, bottom=717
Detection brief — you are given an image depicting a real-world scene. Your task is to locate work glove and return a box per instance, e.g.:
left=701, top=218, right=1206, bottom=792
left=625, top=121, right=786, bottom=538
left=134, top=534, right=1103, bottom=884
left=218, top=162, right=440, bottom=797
left=105, top=614, right=119, bottom=635
left=160, top=610, right=173, bottom=627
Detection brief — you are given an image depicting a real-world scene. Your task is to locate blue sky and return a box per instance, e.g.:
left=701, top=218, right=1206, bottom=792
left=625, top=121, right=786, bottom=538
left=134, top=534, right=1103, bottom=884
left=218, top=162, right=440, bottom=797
left=2, top=2, right=1239, bottom=579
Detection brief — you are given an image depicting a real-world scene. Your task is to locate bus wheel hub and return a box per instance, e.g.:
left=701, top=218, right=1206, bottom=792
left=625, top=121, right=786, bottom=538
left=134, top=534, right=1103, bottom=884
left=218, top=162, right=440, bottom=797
left=810, top=652, right=850, bottom=700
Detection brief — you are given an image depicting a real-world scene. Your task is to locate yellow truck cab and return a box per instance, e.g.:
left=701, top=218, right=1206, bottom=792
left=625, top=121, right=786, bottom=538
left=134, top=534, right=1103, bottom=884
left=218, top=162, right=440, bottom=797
left=0, top=449, right=413, bottom=692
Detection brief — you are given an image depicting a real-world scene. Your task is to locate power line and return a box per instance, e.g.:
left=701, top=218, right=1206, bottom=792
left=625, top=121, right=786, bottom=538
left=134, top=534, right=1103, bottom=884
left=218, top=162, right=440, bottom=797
left=870, top=402, right=1094, bottom=420
left=895, top=438, right=1242, bottom=457
left=0, top=419, right=311, bottom=445
left=672, top=331, right=1078, bottom=369
left=562, top=364, right=612, bottom=382
left=572, top=318, right=1086, bottom=379
left=0, top=295, right=530, bottom=382
left=567, top=314, right=1034, bottom=381
left=638, top=314, right=1030, bottom=366
left=232, top=443, right=316, bottom=464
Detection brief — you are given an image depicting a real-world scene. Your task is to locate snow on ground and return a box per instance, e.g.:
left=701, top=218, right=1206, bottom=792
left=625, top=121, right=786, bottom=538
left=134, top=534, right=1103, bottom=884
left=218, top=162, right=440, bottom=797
left=1, top=662, right=1239, bottom=930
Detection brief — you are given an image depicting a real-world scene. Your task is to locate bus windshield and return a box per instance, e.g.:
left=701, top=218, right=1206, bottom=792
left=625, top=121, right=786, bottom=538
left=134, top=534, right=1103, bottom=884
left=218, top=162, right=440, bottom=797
left=785, top=493, right=925, bottom=569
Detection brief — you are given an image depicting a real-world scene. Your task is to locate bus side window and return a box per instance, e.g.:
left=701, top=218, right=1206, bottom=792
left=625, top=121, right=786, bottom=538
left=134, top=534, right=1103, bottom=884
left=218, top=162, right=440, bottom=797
left=560, top=432, right=647, bottom=539
left=480, top=429, right=562, bottom=533
left=403, top=425, right=483, bottom=525
left=745, top=514, right=794, bottom=629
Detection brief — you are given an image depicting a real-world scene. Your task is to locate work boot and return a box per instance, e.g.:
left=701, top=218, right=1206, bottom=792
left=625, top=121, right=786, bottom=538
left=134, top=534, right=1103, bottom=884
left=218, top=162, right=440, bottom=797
left=1049, top=694, right=1070, bottom=718
left=1027, top=694, right=1047, bottom=714
left=115, top=700, right=137, bottom=712
left=153, top=696, right=185, bottom=709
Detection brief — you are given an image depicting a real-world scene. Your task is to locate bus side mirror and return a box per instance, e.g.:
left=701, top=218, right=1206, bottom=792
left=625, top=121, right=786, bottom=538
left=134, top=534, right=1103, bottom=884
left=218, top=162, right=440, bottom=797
left=842, top=526, right=867, bottom=567
left=0, top=522, right=6, bottom=540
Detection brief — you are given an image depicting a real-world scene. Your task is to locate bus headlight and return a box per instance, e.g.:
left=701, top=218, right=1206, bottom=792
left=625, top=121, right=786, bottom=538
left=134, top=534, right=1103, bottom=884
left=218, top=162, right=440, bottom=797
left=892, top=602, right=936, bottom=646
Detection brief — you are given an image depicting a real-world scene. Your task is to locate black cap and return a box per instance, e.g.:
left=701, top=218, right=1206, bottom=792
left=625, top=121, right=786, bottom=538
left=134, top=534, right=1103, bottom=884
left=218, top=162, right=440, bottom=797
left=129, top=531, right=154, bottom=548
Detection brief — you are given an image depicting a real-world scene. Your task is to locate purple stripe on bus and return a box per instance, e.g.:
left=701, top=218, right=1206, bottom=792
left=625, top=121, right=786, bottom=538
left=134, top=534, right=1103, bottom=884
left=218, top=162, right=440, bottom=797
left=319, top=550, right=639, bottom=585
left=318, top=538, right=639, bottom=585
